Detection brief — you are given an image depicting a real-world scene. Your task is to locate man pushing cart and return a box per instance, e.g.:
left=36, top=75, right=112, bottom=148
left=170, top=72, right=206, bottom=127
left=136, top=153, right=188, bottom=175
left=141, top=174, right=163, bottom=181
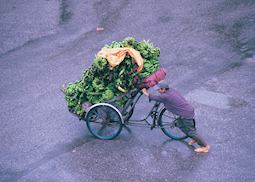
left=142, top=82, right=210, bottom=153
left=63, top=37, right=209, bottom=153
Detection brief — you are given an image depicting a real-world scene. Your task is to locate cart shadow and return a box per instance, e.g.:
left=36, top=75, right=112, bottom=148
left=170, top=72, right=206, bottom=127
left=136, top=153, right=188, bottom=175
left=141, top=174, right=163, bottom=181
left=0, top=135, right=94, bottom=182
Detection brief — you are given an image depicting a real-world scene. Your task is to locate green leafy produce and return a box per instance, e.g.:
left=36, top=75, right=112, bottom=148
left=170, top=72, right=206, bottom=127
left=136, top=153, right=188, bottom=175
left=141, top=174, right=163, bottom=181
left=65, top=37, right=160, bottom=117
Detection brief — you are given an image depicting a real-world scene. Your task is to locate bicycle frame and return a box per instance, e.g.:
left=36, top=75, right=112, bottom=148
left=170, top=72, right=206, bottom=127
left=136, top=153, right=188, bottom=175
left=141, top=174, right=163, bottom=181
left=121, top=91, right=164, bottom=129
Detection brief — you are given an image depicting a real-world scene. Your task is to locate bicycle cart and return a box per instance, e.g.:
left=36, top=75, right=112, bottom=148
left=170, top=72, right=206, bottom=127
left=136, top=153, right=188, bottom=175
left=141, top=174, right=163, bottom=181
left=79, top=88, right=188, bottom=140
left=63, top=65, right=187, bottom=140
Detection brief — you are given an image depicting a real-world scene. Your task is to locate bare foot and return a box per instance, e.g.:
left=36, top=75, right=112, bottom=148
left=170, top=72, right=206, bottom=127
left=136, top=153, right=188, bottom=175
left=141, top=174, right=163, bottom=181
left=188, top=139, right=197, bottom=145
left=194, top=145, right=210, bottom=153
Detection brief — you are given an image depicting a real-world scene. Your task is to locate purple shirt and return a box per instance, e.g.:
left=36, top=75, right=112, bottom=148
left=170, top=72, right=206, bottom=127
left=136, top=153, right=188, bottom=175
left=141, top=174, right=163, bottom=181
left=149, top=88, right=195, bottom=119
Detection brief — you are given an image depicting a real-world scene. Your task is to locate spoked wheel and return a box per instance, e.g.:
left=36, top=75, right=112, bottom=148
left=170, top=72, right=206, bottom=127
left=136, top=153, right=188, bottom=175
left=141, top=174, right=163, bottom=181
left=158, top=108, right=188, bottom=140
left=85, top=103, right=123, bottom=140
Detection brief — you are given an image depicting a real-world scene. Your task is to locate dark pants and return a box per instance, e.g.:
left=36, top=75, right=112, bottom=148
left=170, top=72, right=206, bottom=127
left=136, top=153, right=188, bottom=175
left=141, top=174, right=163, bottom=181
left=176, top=118, right=207, bottom=147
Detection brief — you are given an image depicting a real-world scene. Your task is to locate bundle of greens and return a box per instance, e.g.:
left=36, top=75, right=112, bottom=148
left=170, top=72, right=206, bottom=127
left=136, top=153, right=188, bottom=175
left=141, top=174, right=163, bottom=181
left=65, top=37, right=160, bottom=117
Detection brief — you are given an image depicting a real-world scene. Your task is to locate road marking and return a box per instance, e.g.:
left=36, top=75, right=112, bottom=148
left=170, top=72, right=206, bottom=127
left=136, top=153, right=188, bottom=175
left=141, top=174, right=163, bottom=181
left=186, top=89, right=230, bottom=109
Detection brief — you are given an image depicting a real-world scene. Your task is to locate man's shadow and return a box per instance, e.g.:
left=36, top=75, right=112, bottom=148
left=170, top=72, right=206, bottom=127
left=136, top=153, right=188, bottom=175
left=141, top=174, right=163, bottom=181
left=150, top=138, right=208, bottom=179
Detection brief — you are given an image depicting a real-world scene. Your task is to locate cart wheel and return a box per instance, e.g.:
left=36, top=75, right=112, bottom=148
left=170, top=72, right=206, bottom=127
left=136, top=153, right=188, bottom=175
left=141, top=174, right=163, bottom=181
left=158, top=108, right=188, bottom=140
left=85, top=103, right=123, bottom=140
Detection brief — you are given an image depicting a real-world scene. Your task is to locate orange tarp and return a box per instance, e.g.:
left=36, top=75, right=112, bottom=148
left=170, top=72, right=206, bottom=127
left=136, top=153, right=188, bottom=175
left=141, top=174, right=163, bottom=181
left=97, top=48, right=144, bottom=72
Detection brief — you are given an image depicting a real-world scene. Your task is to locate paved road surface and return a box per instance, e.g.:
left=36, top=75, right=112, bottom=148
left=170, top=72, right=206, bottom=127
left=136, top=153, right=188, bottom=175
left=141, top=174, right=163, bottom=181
left=1, top=0, right=255, bottom=181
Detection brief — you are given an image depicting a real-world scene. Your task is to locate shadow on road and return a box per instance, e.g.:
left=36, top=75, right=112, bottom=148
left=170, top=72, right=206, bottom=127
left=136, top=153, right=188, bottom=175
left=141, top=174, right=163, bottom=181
left=0, top=135, right=94, bottom=182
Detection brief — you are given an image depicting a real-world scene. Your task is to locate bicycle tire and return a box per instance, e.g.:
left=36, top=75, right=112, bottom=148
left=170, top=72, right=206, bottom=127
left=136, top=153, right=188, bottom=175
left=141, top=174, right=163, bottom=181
left=158, top=108, right=188, bottom=140
left=86, top=103, right=123, bottom=140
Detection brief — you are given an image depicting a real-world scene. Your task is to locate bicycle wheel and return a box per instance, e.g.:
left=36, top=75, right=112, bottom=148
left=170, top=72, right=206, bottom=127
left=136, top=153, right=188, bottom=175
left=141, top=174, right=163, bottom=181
left=158, top=108, right=188, bottom=140
left=85, top=103, right=123, bottom=140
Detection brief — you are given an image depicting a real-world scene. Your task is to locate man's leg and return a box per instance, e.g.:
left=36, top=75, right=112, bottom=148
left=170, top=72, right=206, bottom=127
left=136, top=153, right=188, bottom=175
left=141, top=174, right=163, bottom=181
left=188, top=139, right=197, bottom=145
left=177, top=118, right=209, bottom=152
left=186, top=128, right=207, bottom=147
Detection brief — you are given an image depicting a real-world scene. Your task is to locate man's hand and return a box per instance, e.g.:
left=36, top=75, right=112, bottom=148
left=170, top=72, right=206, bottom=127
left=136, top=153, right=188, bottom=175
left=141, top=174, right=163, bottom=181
left=142, top=88, right=149, bottom=97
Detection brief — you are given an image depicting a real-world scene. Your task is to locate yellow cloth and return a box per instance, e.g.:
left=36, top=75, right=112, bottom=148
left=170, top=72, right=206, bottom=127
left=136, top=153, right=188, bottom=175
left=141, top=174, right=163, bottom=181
left=97, top=47, right=144, bottom=72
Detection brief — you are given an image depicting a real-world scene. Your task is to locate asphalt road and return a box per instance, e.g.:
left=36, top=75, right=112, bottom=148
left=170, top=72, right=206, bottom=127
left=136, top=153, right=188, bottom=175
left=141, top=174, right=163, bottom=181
left=1, top=0, right=255, bottom=181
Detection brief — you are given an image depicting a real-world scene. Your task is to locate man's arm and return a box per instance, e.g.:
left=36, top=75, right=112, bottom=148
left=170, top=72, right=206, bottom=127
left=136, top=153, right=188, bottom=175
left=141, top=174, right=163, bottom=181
left=141, top=88, right=164, bottom=102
